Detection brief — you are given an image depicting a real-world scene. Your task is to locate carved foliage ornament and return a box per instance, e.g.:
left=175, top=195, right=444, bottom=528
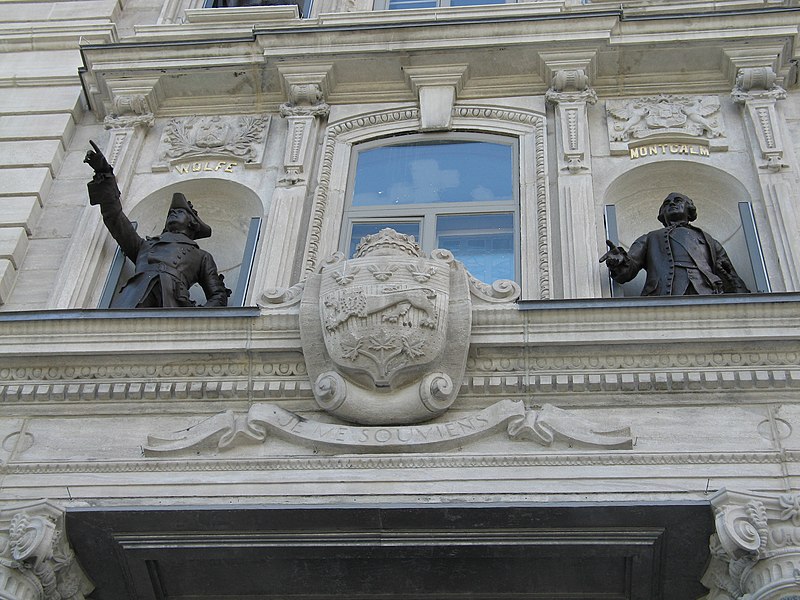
left=156, top=115, right=270, bottom=167
left=0, top=502, right=93, bottom=600
left=701, top=489, right=800, bottom=600
left=606, top=94, right=727, bottom=154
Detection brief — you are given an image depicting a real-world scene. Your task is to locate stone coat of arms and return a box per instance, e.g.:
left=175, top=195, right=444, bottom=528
left=300, top=229, right=471, bottom=425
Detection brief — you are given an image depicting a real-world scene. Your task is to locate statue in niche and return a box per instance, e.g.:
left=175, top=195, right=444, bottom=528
left=85, top=141, right=229, bottom=308
left=600, top=192, right=750, bottom=296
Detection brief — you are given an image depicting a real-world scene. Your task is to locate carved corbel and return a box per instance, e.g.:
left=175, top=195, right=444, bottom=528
left=732, top=67, right=789, bottom=172
left=278, top=68, right=332, bottom=186
left=104, top=92, right=156, bottom=130
left=545, top=69, right=597, bottom=174
left=403, top=65, right=469, bottom=131
left=0, top=500, right=94, bottom=600
left=279, top=82, right=331, bottom=119
left=701, top=489, right=800, bottom=600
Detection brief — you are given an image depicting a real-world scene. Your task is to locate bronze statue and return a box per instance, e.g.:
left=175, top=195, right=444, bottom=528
left=85, top=140, right=229, bottom=308
left=600, top=192, right=750, bottom=296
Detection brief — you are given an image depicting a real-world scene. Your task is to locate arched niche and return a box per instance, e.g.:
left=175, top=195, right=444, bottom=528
left=124, top=179, right=263, bottom=305
left=602, top=161, right=762, bottom=296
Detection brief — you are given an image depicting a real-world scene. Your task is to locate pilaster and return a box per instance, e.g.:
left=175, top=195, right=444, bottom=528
left=732, top=66, right=800, bottom=292
left=52, top=97, right=154, bottom=309
left=258, top=67, right=332, bottom=300
left=545, top=68, right=600, bottom=299
left=701, top=489, right=800, bottom=600
left=0, top=500, right=93, bottom=600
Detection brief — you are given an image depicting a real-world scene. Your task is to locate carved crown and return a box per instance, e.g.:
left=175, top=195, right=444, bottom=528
left=354, top=228, right=424, bottom=258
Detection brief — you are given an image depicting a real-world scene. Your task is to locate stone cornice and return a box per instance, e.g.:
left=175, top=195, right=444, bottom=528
left=2, top=295, right=800, bottom=356
left=78, top=7, right=800, bottom=115
left=1, top=297, right=800, bottom=409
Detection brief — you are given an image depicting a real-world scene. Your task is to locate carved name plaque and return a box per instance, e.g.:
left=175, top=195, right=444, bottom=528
left=606, top=94, right=728, bottom=155
left=153, top=114, right=270, bottom=171
left=144, top=400, right=633, bottom=455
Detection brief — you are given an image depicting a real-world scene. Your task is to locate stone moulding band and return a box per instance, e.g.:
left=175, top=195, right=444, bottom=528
left=144, top=399, right=632, bottom=455
left=2, top=368, right=800, bottom=404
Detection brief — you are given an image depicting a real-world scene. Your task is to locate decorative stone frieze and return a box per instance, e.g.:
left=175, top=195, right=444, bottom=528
left=606, top=94, right=727, bottom=156
left=701, top=489, right=800, bottom=600
left=153, top=115, right=270, bottom=171
left=0, top=500, right=93, bottom=600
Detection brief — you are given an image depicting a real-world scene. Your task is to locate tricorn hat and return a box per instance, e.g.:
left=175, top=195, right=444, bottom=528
left=169, top=192, right=212, bottom=239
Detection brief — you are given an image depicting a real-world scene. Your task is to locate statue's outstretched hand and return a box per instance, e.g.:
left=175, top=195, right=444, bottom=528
left=599, top=240, right=627, bottom=268
left=84, top=140, right=113, bottom=174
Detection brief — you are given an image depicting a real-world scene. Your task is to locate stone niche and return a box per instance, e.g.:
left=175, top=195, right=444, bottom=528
left=602, top=160, right=760, bottom=296
left=125, top=178, right=263, bottom=304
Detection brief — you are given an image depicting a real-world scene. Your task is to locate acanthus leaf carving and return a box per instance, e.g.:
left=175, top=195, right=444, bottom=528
left=156, top=114, right=270, bottom=168
left=0, top=501, right=94, bottom=600
left=701, top=489, right=800, bottom=600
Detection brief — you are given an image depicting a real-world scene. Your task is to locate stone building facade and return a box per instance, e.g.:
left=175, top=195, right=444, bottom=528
left=1, top=0, right=800, bottom=598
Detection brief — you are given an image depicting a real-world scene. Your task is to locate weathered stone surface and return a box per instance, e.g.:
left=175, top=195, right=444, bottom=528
left=0, top=259, right=16, bottom=305
left=0, top=227, right=28, bottom=268
left=0, top=196, right=41, bottom=234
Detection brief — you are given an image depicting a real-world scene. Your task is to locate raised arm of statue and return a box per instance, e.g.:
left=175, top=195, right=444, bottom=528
left=84, top=140, right=143, bottom=263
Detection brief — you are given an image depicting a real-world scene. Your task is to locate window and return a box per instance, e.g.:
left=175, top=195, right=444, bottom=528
left=204, top=0, right=310, bottom=17
left=342, top=135, right=518, bottom=284
left=379, top=0, right=511, bottom=8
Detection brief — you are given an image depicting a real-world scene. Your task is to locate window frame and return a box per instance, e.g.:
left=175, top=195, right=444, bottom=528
left=301, top=106, right=549, bottom=300
left=374, top=0, right=514, bottom=10
left=340, top=133, right=520, bottom=283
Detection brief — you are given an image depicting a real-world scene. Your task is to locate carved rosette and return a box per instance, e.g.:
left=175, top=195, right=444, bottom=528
left=701, top=489, right=800, bottom=600
left=0, top=501, right=93, bottom=600
left=300, top=229, right=472, bottom=425
left=606, top=94, right=727, bottom=155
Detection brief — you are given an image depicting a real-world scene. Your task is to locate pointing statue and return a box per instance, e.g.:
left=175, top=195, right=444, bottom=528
left=600, top=192, right=750, bottom=296
left=85, top=140, right=229, bottom=308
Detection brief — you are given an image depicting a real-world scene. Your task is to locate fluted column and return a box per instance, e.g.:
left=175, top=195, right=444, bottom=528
left=0, top=500, right=93, bottom=600
left=258, top=68, right=331, bottom=304
left=701, top=488, right=800, bottom=600
left=545, top=69, right=600, bottom=299
left=732, top=66, right=800, bottom=292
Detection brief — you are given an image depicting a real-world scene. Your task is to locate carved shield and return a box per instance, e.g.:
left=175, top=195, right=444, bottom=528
left=299, top=228, right=472, bottom=425
left=645, top=100, right=687, bottom=129
left=320, top=254, right=449, bottom=388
